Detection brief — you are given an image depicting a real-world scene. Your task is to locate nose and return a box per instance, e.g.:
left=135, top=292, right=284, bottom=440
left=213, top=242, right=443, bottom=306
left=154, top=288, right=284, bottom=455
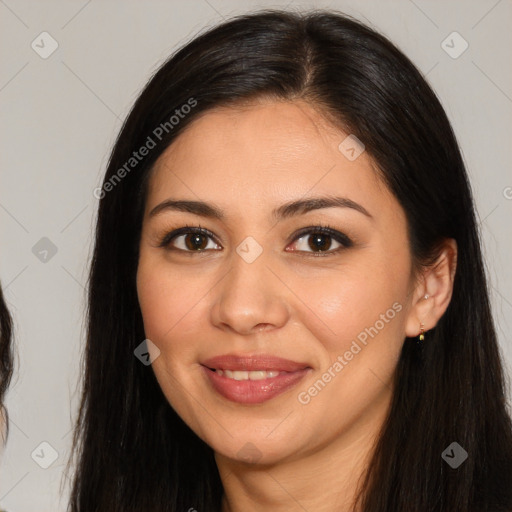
left=209, top=250, right=290, bottom=336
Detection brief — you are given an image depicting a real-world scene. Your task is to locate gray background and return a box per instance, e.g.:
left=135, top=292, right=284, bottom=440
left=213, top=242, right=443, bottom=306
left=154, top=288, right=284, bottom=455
left=1, top=0, right=511, bottom=509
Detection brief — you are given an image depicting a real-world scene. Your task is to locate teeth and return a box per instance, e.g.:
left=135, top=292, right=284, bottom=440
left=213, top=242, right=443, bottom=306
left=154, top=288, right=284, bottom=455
left=216, top=369, right=280, bottom=380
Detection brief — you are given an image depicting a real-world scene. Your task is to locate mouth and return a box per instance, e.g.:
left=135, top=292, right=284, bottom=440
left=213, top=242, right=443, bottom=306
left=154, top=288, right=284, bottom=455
left=201, top=353, right=312, bottom=404
left=202, top=353, right=311, bottom=372
left=207, top=369, right=283, bottom=380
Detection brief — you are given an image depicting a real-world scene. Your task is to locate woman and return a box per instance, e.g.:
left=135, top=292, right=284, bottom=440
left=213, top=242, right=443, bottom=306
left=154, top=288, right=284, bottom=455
left=0, top=284, right=13, bottom=444
left=68, top=9, right=512, bottom=512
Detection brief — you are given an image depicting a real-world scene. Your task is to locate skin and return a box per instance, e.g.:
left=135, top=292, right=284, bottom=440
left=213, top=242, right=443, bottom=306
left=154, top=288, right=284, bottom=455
left=136, top=98, right=457, bottom=512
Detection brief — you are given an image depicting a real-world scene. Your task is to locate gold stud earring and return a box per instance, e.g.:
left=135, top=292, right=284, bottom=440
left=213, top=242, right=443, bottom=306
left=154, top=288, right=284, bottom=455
left=419, top=322, right=425, bottom=342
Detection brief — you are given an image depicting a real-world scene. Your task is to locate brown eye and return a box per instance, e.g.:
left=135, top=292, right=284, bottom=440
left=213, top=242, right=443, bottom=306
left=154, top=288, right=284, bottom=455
left=159, top=224, right=352, bottom=256
left=287, top=226, right=353, bottom=256
left=159, top=227, right=220, bottom=252
left=182, top=232, right=210, bottom=251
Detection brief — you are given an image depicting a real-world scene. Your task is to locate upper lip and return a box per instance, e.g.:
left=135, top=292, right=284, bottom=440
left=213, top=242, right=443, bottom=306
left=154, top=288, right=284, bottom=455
left=202, top=354, right=311, bottom=372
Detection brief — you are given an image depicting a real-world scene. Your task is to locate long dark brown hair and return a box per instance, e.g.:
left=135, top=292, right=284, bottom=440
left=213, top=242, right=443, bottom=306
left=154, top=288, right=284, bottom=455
left=68, top=9, right=512, bottom=511
left=0, top=283, right=13, bottom=442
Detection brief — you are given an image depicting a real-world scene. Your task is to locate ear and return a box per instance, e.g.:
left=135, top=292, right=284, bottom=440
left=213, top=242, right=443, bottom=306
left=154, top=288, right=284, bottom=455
left=405, top=238, right=458, bottom=338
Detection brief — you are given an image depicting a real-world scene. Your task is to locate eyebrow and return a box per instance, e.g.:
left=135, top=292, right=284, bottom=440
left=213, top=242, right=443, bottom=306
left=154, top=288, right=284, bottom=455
left=148, top=195, right=373, bottom=221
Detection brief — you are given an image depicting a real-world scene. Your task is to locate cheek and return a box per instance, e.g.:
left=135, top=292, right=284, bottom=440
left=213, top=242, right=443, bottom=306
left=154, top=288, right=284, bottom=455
left=137, top=264, right=170, bottom=340
left=137, top=256, right=199, bottom=341
left=301, top=259, right=407, bottom=353
left=289, top=254, right=409, bottom=416
left=292, top=272, right=407, bottom=427
left=136, top=258, right=204, bottom=407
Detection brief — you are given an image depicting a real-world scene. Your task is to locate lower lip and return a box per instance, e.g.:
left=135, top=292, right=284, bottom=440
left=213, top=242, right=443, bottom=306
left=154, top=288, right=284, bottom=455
left=202, top=366, right=311, bottom=404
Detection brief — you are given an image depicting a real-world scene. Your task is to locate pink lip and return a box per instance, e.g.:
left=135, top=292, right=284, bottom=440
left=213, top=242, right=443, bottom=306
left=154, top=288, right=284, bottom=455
left=202, top=366, right=311, bottom=404
left=202, top=354, right=311, bottom=372
left=201, top=354, right=312, bottom=404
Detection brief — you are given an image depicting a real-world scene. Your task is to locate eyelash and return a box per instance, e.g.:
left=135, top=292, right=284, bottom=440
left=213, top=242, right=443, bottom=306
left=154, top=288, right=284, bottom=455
left=157, top=223, right=354, bottom=257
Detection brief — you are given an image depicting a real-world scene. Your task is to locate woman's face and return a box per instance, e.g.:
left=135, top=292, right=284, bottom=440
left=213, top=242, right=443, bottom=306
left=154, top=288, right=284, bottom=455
left=137, top=99, right=419, bottom=465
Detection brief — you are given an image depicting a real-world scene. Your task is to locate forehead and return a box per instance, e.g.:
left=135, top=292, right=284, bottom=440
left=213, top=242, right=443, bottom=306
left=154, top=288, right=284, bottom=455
left=146, top=99, right=396, bottom=221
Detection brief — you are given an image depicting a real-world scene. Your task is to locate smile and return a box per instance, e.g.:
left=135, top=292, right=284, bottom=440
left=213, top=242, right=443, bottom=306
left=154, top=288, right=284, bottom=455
left=213, top=369, right=281, bottom=380
left=201, top=367, right=311, bottom=404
